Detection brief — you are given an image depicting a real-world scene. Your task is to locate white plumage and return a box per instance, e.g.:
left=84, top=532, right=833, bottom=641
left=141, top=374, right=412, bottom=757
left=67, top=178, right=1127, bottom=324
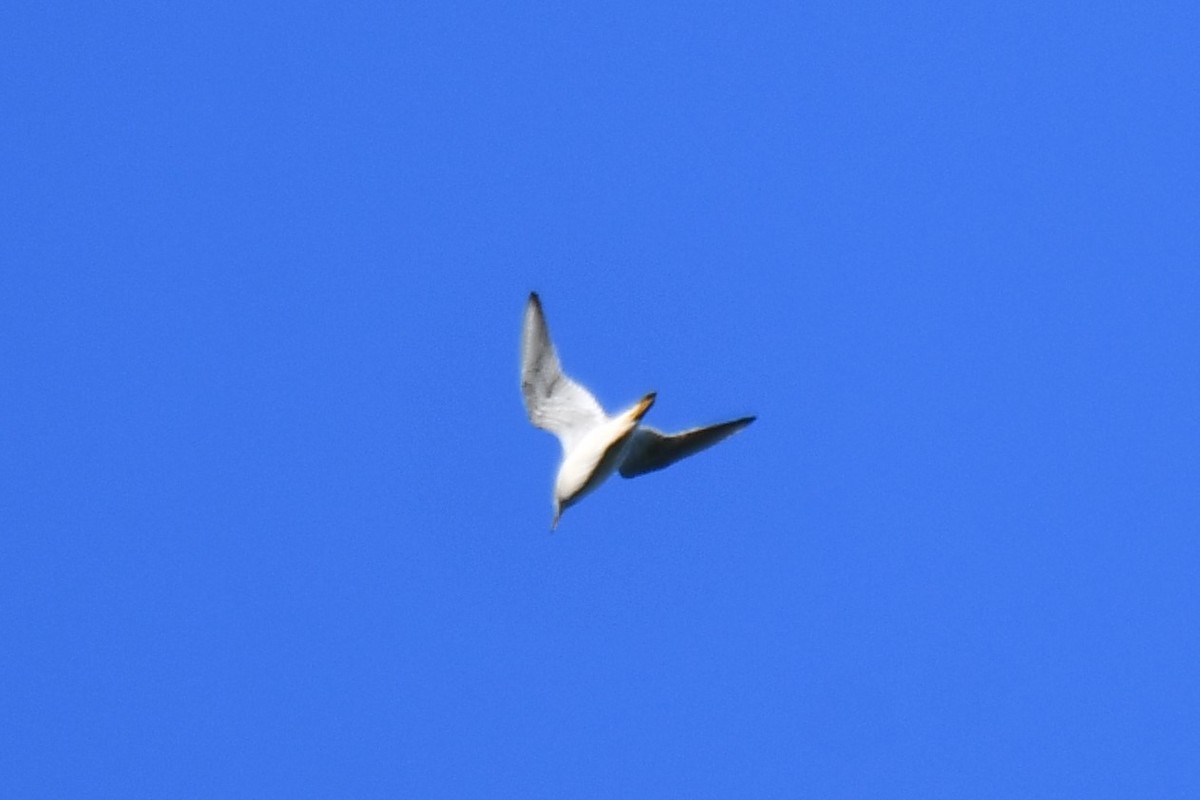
left=520, top=292, right=755, bottom=529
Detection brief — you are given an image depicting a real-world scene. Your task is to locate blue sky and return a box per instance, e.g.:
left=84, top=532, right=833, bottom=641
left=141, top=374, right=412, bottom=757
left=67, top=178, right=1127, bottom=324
left=3, top=1, right=1198, bottom=796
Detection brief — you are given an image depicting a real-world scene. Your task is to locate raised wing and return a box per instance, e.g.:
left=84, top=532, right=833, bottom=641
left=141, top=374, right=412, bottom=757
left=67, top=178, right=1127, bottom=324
left=521, top=292, right=607, bottom=452
left=618, top=416, right=755, bottom=478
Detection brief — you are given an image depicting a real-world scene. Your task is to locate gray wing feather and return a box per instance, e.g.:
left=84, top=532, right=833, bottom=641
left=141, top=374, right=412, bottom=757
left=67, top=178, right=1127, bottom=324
left=618, top=416, right=756, bottom=478
left=521, top=293, right=606, bottom=452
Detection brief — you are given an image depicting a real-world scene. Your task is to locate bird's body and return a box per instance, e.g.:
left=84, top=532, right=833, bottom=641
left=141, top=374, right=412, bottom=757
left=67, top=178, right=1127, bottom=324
left=551, top=392, right=656, bottom=522
left=520, top=292, right=755, bottom=529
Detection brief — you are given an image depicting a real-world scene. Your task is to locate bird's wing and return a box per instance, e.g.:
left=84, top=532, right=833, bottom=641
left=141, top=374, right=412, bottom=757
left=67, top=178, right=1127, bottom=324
left=521, top=292, right=607, bottom=452
left=618, top=416, right=755, bottom=478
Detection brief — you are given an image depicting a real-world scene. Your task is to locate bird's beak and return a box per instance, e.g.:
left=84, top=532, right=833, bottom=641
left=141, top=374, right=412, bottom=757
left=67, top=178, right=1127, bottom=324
left=551, top=506, right=561, bottom=532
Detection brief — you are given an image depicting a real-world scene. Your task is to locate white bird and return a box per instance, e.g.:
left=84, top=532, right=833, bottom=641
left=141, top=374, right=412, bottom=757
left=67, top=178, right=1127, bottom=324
left=520, top=292, right=756, bottom=529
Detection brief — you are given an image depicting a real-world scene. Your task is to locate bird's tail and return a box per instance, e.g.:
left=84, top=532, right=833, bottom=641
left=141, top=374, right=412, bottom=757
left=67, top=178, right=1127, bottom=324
left=630, top=391, right=657, bottom=422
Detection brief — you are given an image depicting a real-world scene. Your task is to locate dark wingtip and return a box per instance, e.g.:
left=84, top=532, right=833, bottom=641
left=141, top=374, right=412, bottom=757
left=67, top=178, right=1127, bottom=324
left=631, top=391, right=657, bottom=421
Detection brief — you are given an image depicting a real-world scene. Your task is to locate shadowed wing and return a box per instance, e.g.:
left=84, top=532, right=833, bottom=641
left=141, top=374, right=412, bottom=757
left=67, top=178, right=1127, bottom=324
left=618, top=417, right=756, bottom=478
left=521, top=292, right=607, bottom=452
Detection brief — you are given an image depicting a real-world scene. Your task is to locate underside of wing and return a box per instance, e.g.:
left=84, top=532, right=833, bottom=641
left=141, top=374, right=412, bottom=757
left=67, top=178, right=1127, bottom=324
left=618, top=416, right=756, bottom=478
left=521, top=293, right=606, bottom=451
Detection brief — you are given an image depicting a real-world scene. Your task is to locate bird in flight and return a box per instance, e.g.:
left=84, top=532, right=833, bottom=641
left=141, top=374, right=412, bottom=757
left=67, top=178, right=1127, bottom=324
left=520, top=292, right=756, bottom=530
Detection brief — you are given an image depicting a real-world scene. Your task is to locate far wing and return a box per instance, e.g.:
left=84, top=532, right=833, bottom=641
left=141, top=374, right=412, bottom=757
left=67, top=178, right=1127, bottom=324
left=618, top=416, right=756, bottom=478
left=521, top=292, right=607, bottom=452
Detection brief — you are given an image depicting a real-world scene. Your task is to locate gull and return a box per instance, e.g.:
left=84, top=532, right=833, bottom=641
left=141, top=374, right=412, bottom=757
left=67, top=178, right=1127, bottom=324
left=521, top=292, right=756, bottom=530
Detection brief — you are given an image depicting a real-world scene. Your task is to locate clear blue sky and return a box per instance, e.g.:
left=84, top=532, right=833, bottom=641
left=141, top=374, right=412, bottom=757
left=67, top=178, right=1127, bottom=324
left=4, top=1, right=1197, bottom=796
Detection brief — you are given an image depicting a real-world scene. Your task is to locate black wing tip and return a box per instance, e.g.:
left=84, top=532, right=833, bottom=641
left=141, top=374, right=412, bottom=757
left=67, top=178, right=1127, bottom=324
left=527, top=292, right=546, bottom=319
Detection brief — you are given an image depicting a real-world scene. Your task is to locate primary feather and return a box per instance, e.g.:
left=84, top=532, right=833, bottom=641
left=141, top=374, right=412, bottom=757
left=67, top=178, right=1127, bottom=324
left=521, top=292, right=606, bottom=454
left=618, top=417, right=757, bottom=478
